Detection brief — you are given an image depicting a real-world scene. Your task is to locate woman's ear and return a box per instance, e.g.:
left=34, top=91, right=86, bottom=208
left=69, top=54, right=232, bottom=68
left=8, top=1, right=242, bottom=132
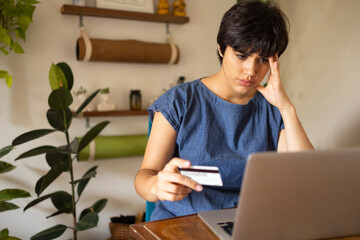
left=217, top=44, right=224, bottom=57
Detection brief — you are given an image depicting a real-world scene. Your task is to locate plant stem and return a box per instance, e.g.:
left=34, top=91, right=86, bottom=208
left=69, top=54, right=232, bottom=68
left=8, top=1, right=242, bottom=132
left=64, top=112, right=77, bottom=240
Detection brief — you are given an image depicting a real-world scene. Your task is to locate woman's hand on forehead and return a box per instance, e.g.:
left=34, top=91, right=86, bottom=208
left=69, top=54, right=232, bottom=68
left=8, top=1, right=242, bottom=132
left=256, top=53, right=293, bottom=111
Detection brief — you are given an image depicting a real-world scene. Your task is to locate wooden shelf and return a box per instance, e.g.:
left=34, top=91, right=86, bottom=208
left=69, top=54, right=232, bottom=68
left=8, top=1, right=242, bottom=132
left=77, top=110, right=148, bottom=117
left=61, top=4, right=189, bottom=24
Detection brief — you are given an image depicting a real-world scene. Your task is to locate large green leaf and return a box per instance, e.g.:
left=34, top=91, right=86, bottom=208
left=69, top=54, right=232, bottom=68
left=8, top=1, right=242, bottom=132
left=0, top=161, right=16, bottom=174
left=48, top=88, right=73, bottom=111
left=15, top=146, right=57, bottom=161
left=58, top=137, right=79, bottom=155
left=72, top=166, right=98, bottom=185
left=34, top=176, right=45, bottom=197
left=79, top=198, right=107, bottom=220
left=46, top=108, right=72, bottom=131
left=35, top=162, right=67, bottom=196
left=46, top=209, right=71, bottom=219
left=24, top=191, right=69, bottom=211
left=73, top=89, right=100, bottom=117
left=78, top=121, right=110, bottom=153
left=50, top=193, right=72, bottom=214
left=56, top=62, right=73, bottom=91
left=75, top=212, right=99, bottom=231
left=0, top=145, right=13, bottom=158
left=30, top=224, right=67, bottom=240
left=45, top=152, right=70, bottom=171
left=48, top=64, right=67, bottom=90
left=76, top=166, right=98, bottom=198
left=11, top=42, right=24, bottom=54
left=90, top=198, right=107, bottom=213
left=0, top=201, right=19, bottom=213
left=12, top=129, right=56, bottom=146
left=0, top=189, right=31, bottom=201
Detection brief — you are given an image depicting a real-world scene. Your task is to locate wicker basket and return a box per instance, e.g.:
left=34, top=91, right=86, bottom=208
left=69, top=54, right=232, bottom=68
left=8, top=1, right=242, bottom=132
left=109, top=222, right=134, bottom=240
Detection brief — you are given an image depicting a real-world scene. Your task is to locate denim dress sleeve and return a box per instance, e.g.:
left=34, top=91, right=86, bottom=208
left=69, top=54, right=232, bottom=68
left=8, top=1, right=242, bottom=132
left=148, top=83, right=188, bottom=133
left=147, top=79, right=284, bottom=221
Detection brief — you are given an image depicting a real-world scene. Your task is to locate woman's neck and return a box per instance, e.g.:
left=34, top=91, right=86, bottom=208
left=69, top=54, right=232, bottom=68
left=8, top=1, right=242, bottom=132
left=201, top=73, right=257, bottom=105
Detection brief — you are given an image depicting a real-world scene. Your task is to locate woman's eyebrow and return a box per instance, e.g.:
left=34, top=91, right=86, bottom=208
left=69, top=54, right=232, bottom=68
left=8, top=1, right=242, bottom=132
left=234, top=50, right=249, bottom=56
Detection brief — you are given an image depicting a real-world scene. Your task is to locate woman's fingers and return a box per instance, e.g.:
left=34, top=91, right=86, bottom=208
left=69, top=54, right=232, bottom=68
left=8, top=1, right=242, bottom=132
left=155, top=176, right=198, bottom=201
left=163, top=157, right=190, bottom=172
left=269, top=54, right=280, bottom=81
left=157, top=180, right=192, bottom=195
left=265, top=54, right=293, bottom=111
left=154, top=158, right=203, bottom=201
left=158, top=170, right=202, bottom=192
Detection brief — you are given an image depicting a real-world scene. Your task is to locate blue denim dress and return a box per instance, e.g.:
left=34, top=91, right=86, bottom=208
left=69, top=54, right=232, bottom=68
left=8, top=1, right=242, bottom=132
left=148, top=79, right=284, bottom=220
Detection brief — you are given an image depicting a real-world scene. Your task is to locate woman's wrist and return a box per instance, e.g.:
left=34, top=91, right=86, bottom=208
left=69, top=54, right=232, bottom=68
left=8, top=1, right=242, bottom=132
left=150, top=175, right=159, bottom=199
left=279, top=104, right=315, bottom=151
left=279, top=104, right=296, bottom=119
left=136, top=169, right=160, bottom=202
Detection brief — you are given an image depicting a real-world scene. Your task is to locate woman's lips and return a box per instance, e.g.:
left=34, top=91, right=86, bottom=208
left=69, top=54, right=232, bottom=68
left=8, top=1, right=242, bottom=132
left=238, top=79, right=255, bottom=87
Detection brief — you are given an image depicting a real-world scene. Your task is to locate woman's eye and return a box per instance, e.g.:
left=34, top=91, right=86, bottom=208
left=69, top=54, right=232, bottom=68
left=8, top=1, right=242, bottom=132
left=259, top=58, right=269, bottom=63
left=236, top=54, right=247, bottom=60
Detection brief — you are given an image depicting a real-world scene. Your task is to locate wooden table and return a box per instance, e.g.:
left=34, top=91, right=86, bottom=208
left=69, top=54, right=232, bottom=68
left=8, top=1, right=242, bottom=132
left=130, top=214, right=360, bottom=240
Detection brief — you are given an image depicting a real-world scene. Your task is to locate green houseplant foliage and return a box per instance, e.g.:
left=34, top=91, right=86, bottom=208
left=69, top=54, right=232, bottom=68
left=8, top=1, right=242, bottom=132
left=0, top=0, right=39, bottom=87
left=12, top=62, right=109, bottom=240
left=0, top=145, right=31, bottom=240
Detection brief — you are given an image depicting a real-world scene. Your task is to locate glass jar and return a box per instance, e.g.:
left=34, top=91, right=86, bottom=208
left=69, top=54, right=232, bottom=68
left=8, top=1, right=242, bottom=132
left=130, top=90, right=142, bottom=110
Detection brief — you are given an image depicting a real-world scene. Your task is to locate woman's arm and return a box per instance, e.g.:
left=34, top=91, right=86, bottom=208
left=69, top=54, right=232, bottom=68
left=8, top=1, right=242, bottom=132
left=256, top=55, right=314, bottom=152
left=277, top=107, right=314, bottom=151
left=134, top=112, right=202, bottom=202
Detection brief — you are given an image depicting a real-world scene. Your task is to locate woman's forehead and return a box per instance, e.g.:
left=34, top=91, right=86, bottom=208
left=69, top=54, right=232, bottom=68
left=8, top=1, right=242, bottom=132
left=227, top=46, right=274, bottom=58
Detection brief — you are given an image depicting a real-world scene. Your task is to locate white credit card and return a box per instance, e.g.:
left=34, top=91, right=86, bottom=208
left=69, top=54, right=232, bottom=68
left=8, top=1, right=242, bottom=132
left=178, top=166, right=223, bottom=186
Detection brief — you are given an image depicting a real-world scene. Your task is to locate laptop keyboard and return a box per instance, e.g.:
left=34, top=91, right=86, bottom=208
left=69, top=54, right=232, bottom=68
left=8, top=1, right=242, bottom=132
left=217, top=221, right=234, bottom=236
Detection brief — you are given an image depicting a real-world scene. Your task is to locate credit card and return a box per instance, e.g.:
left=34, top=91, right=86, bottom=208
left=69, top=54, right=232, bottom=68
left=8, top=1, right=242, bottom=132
left=178, top=166, right=223, bottom=186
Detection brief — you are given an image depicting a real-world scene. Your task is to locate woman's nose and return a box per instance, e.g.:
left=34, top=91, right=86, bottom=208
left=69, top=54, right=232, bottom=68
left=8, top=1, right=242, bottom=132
left=244, top=59, right=257, bottom=77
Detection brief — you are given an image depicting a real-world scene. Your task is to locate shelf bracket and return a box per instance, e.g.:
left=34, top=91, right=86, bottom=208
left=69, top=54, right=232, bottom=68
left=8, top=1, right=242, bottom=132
left=166, top=22, right=170, bottom=35
left=86, top=117, right=90, bottom=129
left=79, top=14, right=84, bottom=28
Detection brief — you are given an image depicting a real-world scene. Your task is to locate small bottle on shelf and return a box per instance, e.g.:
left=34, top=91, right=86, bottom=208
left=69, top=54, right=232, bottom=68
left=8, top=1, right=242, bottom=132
left=130, top=90, right=142, bottom=110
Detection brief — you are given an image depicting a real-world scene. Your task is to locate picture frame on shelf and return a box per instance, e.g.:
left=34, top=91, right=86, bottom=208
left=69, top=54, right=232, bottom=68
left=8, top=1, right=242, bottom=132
left=96, top=0, right=154, bottom=13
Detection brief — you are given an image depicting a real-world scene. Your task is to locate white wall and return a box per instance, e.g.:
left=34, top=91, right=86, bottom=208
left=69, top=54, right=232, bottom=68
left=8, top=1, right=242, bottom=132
left=277, top=0, right=360, bottom=149
left=0, top=0, right=235, bottom=239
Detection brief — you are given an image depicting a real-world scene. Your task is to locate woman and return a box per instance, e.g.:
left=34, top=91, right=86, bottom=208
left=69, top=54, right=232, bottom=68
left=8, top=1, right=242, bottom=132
left=135, top=0, right=314, bottom=221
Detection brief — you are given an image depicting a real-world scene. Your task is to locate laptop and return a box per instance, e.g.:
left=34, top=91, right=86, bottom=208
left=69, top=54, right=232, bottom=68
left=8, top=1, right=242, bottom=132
left=198, top=148, right=360, bottom=240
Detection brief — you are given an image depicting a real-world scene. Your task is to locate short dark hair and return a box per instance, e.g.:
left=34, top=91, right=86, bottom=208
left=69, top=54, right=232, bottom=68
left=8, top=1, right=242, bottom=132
left=217, top=0, right=289, bottom=64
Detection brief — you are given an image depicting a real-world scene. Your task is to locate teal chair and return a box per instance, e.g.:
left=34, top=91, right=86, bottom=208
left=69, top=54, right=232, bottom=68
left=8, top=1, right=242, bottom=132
left=145, top=201, right=155, bottom=222
left=146, top=118, right=155, bottom=221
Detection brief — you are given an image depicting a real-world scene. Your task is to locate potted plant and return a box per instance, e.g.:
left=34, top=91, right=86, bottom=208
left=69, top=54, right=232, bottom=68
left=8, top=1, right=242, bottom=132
left=97, top=87, right=116, bottom=111
left=0, top=145, right=31, bottom=240
left=11, top=62, right=109, bottom=240
left=0, top=0, right=39, bottom=87
left=72, top=86, right=95, bottom=112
